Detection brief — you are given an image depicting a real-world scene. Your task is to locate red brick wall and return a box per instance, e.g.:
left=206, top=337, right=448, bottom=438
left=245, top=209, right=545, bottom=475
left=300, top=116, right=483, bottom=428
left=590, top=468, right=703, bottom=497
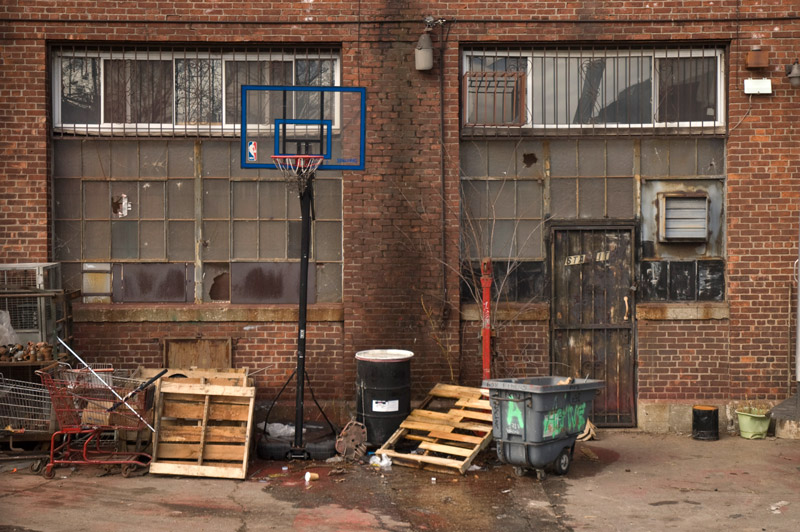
left=2, top=1, right=800, bottom=424
left=460, top=320, right=550, bottom=387
left=71, top=320, right=348, bottom=421
left=638, top=320, right=732, bottom=401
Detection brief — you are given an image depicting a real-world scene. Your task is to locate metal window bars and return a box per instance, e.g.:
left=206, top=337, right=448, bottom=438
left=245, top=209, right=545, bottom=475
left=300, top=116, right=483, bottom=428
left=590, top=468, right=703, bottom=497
left=461, top=43, right=726, bottom=138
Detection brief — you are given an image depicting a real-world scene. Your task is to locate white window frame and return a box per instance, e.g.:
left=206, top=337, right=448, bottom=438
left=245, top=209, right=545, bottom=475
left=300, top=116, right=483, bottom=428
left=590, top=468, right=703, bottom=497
left=53, top=49, right=341, bottom=136
left=462, top=47, right=725, bottom=130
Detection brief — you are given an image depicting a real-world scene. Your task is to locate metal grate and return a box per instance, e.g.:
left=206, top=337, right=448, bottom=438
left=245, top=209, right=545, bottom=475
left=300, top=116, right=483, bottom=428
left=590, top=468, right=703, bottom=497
left=461, top=43, right=726, bottom=137
left=52, top=44, right=340, bottom=138
left=0, top=263, right=61, bottom=291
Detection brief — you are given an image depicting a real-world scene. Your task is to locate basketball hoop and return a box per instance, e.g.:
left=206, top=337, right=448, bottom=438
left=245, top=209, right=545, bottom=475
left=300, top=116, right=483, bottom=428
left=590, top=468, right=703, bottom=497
left=272, top=155, right=323, bottom=196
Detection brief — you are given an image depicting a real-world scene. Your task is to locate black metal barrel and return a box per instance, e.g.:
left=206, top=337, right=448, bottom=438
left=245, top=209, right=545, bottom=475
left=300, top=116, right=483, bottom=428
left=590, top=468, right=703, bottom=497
left=355, top=349, right=413, bottom=446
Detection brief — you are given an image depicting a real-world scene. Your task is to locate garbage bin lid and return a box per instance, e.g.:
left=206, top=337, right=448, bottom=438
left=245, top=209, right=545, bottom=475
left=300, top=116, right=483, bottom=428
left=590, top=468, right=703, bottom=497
left=355, top=349, right=414, bottom=362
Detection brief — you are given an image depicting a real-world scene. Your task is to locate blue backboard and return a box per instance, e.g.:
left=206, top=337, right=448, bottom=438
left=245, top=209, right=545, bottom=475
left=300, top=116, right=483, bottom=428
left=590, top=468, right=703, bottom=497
left=241, top=85, right=366, bottom=171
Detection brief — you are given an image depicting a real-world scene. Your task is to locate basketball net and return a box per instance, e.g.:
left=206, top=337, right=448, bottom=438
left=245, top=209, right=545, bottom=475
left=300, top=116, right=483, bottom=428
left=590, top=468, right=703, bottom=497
left=272, top=155, right=323, bottom=197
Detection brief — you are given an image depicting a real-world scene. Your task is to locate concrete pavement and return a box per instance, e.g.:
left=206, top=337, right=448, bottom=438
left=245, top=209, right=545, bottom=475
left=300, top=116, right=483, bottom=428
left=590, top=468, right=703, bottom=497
left=0, top=431, right=798, bottom=531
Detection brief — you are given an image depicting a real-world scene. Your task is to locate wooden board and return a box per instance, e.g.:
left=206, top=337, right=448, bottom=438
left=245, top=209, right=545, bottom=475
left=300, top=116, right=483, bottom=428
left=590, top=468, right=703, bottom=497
left=149, top=376, right=255, bottom=479
left=137, top=367, right=248, bottom=387
left=376, top=383, right=493, bottom=475
left=163, top=338, right=232, bottom=370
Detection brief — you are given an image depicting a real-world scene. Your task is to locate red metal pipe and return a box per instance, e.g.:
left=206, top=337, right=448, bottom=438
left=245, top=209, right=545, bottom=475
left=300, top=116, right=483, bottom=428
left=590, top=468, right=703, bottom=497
left=480, top=258, right=492, bottom=381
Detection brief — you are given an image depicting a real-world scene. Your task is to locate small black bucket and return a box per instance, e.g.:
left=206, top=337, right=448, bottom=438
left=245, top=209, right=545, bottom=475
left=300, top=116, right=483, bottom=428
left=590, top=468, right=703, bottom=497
left=355, top=349, right=413, bottom=446
left=692, top=405, right=719, bottom=441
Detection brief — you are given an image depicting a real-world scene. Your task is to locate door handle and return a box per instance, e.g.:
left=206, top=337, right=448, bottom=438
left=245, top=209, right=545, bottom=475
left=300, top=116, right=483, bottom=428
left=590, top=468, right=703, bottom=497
left=624, top=296, right=629, bottom=321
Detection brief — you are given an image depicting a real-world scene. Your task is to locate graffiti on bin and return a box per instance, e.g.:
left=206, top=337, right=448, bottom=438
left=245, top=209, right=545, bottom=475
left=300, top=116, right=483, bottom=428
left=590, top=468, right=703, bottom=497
left=505, top=395, right=525, bottom=435
left=542, top=399, right=586, bottom=438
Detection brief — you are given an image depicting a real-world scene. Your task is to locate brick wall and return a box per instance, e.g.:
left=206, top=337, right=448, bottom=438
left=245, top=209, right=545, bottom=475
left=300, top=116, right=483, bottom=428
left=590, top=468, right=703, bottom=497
left=638, top=320, right=732, bottom=401
left=460, top=320, right=550, bottom=387
left=2, top=1, right=800, bottom=427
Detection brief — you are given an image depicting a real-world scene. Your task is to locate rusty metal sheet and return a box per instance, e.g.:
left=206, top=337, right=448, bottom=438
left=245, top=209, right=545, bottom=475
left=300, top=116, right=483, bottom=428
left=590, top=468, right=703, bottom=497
left=112, top=263, right=193, bottom=302
left=229, top=262, right=316, bottom=305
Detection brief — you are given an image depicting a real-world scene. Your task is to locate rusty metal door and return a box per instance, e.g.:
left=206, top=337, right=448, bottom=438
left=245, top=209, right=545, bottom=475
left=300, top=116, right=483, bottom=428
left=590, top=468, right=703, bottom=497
left=551, top=227, right=636, bottom=427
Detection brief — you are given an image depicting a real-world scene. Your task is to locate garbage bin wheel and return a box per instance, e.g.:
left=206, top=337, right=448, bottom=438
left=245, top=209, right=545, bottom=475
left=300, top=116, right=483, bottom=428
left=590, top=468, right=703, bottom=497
left=553, top=447, right=571, bottom=476
left=512, top=466, right=526, bottom=477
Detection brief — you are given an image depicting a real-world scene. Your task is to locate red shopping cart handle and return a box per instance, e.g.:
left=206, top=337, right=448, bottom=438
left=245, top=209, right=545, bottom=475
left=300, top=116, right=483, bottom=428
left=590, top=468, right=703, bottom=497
left=106, top=369, right=169, bottom=413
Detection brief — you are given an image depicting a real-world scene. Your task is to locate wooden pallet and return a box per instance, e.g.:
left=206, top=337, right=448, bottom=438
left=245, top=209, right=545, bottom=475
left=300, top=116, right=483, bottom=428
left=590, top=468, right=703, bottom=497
left=149, top=378, right=255, bottom=480
left=376, top=383, right=493, bottom=475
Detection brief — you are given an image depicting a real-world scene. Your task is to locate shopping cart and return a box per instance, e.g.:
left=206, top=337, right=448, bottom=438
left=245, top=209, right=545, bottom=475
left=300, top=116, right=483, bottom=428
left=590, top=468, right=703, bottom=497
left=0, top=373, right=53, bottom=443
left=35, top=362, right=156, bottom=478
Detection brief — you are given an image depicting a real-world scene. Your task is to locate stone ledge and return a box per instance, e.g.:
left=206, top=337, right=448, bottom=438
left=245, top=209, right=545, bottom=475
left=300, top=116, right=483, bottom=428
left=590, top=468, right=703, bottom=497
left=73, top=303, right=344, bottom=323
left=460, top=303, right=549, bottom=322
left=636, top=302, right=729, bottom=321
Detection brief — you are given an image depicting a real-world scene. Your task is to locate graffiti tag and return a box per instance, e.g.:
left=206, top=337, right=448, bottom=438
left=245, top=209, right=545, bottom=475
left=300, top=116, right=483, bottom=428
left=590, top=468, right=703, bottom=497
left=506, top=396, right=525, bottom=435
left=542, top=402, right=586, bottom=438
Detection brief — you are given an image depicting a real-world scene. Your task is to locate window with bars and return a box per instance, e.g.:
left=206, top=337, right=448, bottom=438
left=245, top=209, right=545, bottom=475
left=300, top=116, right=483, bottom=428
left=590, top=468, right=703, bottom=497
left=51, top=45, right=343, bottom=305
left=53, top=46, right=339, bottom=136
left=462, top=46, right=725, bottom=133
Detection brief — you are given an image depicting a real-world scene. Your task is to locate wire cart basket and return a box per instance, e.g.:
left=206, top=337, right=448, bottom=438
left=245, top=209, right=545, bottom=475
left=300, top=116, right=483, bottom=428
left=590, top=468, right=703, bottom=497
left=35, top=362, right=155, bottom=478
left=0, top=373, right=53, bottom=442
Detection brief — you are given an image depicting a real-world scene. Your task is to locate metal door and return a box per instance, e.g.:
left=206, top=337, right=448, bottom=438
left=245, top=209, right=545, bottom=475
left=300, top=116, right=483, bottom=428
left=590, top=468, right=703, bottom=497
left=551, top=227, right=636, bottom=427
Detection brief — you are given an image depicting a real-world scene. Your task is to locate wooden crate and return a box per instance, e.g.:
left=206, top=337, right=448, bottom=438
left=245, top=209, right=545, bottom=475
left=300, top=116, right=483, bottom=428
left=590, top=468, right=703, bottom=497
left=149, top=379, right=255, bottom=480
left=376, top=383, right=493, bottom=475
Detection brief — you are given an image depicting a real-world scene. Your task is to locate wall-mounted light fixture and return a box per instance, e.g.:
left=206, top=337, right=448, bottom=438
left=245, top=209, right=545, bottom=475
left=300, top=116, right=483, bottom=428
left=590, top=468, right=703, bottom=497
left=787, top=60, right=800, bottom=88
left=415, top=17, right=435, bottom=71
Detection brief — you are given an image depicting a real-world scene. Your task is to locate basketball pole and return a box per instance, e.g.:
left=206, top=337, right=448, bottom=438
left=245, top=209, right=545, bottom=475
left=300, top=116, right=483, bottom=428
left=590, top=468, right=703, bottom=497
left=292, top=171, right=314, bottom=457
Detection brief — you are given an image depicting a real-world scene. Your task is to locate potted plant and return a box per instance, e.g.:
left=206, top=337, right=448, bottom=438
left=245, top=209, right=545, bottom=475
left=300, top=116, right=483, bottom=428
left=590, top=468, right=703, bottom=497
left=735, top=400, right=772, bottom=439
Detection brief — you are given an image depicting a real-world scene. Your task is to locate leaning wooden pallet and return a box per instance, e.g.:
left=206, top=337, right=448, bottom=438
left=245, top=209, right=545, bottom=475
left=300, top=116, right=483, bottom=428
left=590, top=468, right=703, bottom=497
left=376, top=383, right=493, bottom=475
left=149, top=376, right=255, bottom=480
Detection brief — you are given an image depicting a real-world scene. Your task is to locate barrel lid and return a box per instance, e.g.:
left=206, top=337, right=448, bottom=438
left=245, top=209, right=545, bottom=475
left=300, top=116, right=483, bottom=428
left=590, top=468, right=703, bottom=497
left=355, top=349, right=414, bottom=362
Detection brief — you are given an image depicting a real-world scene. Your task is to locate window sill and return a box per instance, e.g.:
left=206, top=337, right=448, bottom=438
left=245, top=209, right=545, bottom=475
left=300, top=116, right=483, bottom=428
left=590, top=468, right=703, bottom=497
left=460, top=302, right=549, bottom=322
left=636, top=302, right=729, bottom=321
left=73, top=302, right=344, bottom=323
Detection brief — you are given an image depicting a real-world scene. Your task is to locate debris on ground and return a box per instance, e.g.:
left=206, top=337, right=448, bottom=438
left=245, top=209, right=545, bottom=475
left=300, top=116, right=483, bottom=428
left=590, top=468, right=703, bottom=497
left=577, top=420, right=598, bottom=441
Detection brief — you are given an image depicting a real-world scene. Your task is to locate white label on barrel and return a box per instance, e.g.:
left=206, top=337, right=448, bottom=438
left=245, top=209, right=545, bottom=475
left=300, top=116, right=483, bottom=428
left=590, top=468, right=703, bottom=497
left=372, top=399, right=399, bottom=413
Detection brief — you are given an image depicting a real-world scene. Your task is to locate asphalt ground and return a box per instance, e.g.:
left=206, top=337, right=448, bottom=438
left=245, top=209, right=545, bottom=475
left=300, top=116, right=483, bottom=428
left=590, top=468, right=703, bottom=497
left=1, top=430, right=798, bottom=531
